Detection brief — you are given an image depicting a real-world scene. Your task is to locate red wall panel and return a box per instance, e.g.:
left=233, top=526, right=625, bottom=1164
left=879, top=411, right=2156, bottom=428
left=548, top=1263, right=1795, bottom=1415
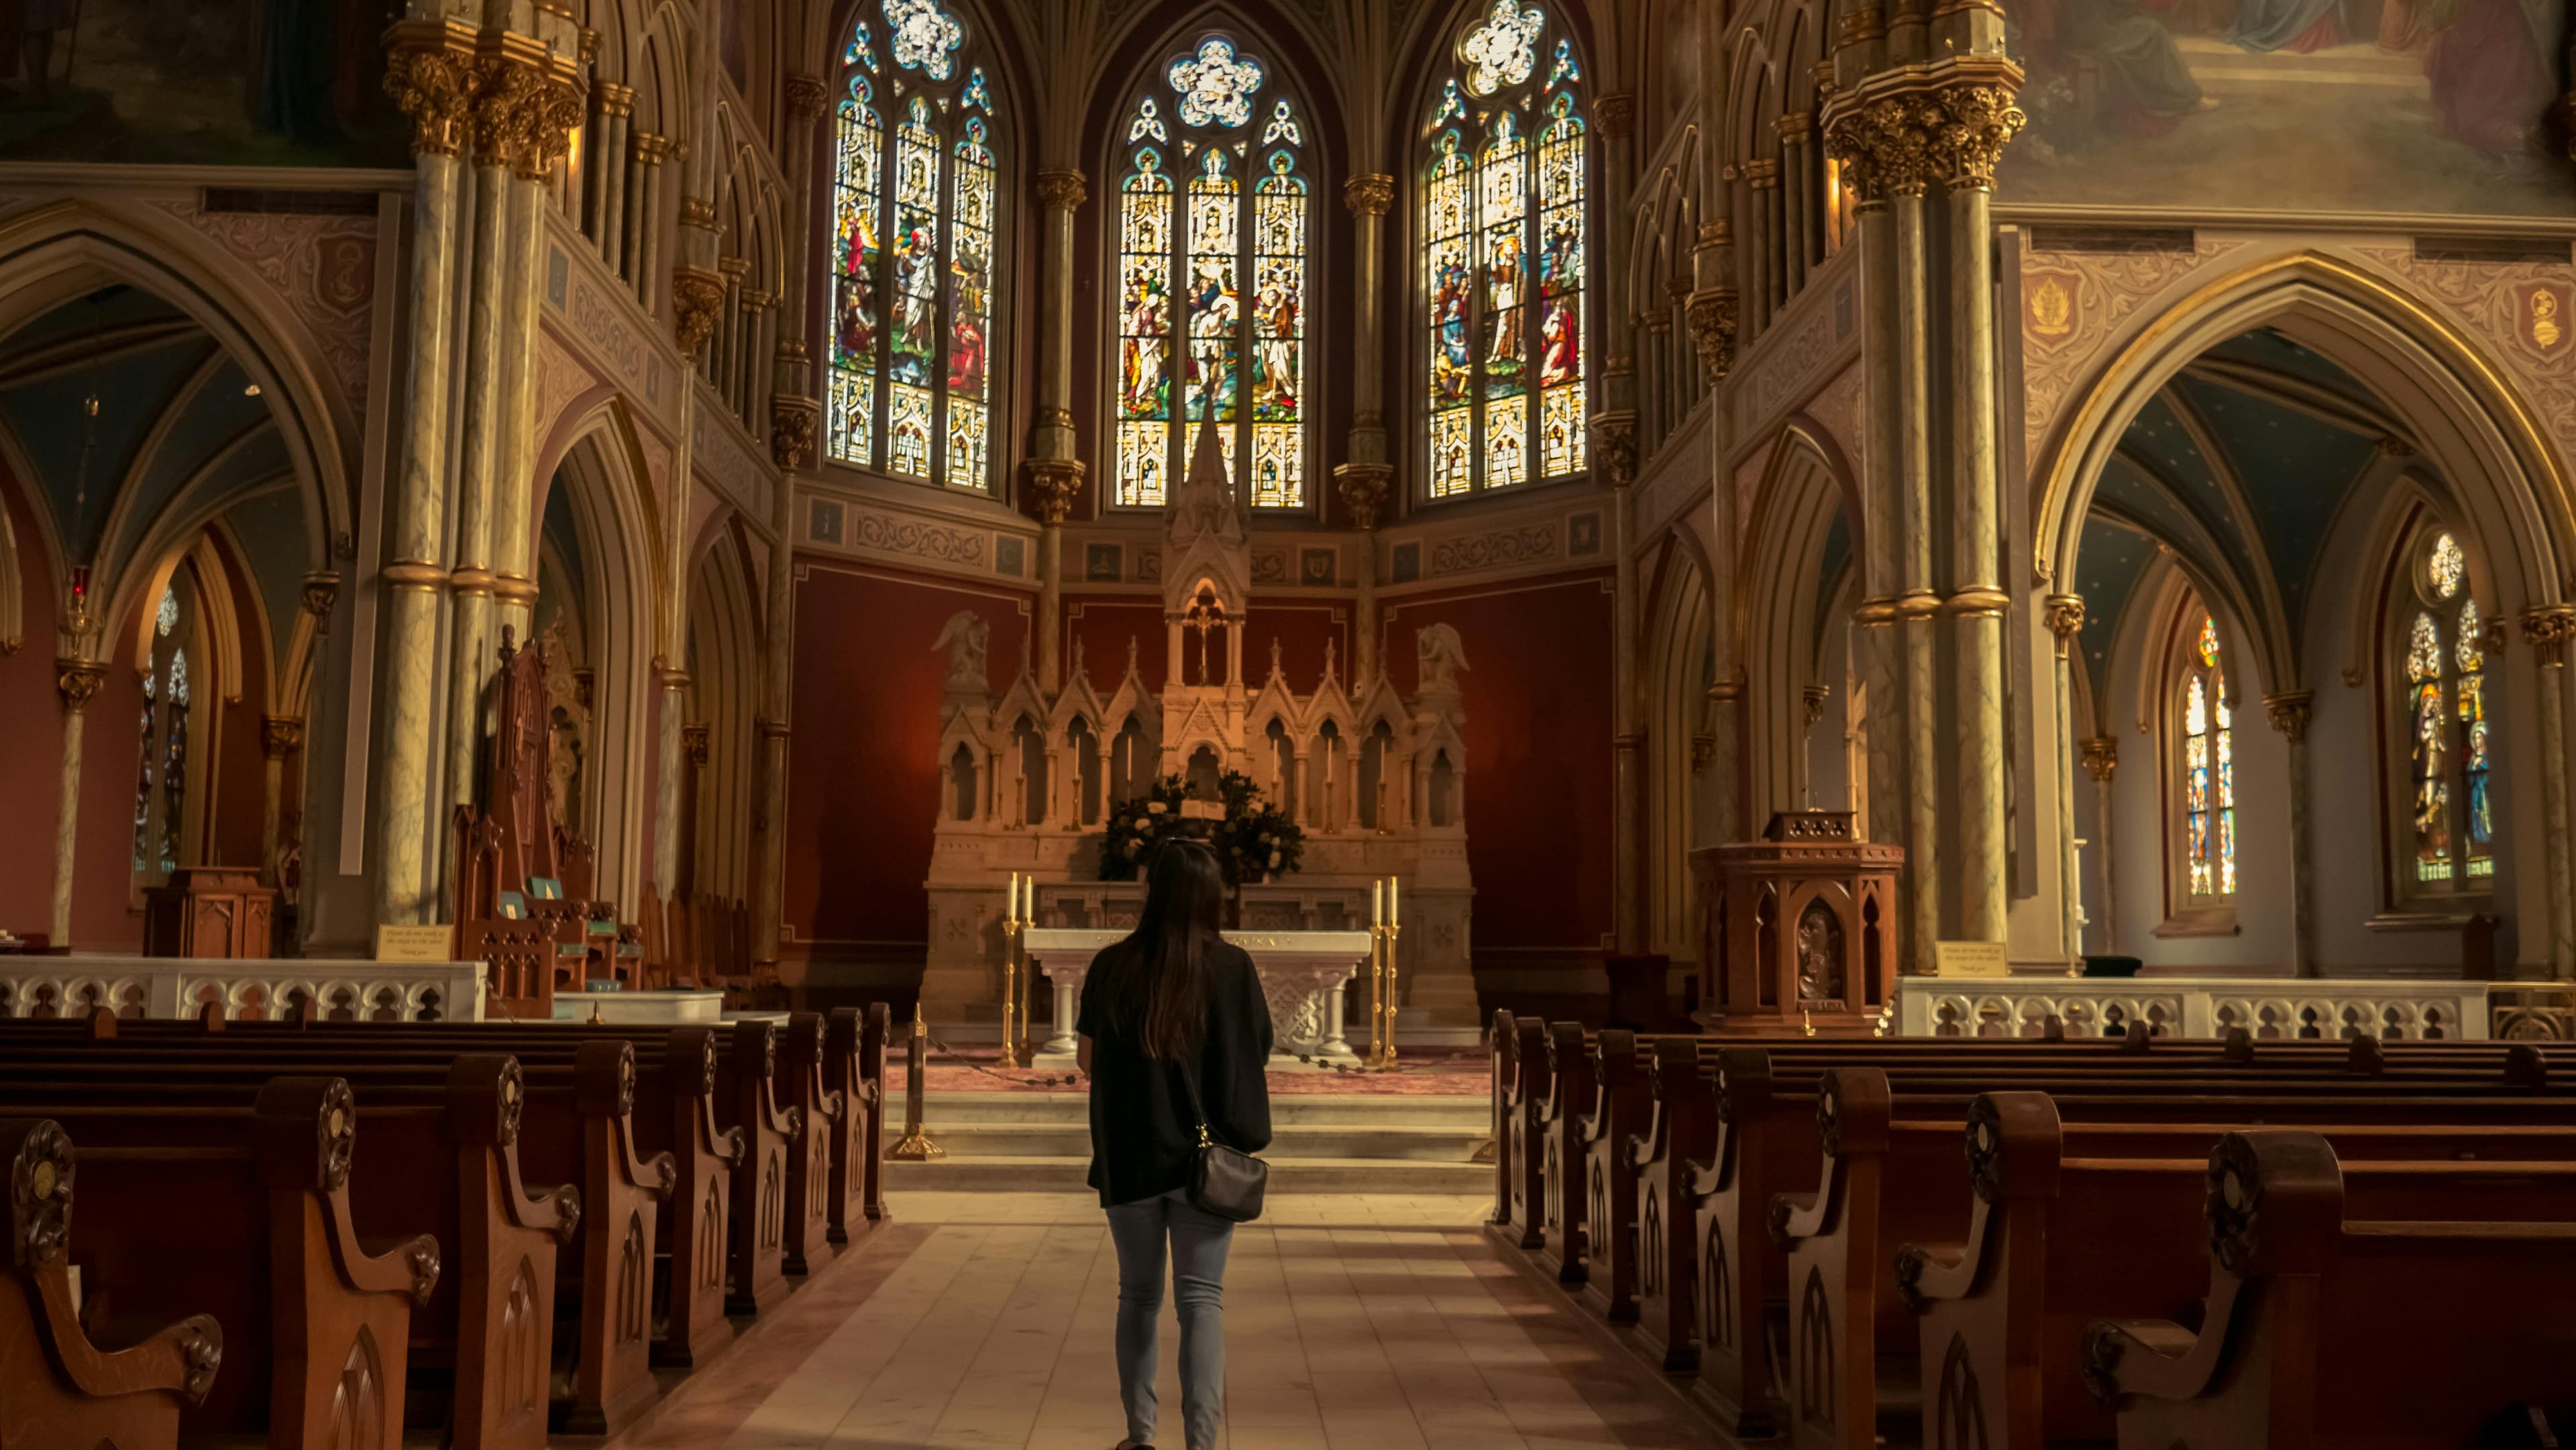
left=0, top=468, right=58, bottom=938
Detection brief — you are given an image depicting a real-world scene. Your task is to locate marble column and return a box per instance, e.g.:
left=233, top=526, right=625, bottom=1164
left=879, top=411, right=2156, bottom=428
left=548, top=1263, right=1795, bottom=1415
left=655, top=664, right=688, bottom=893
left=1595, top=409, right=1644, bottom=952
left=2520, top=607, right=2576, bottom=977
left=2262, top=690, right=2317, bottom=977
left=378, top=24, right=474, bottom=925
left=1595, top=93, right=1639, bottom=421
left=2080, top=737, right=2118, bottom=950
left=1745, top=160, right=1778, bottom=331
left=2045, top=598, right=2086, bottom=970
left=49, top=661, right=101, bottom=943
left=1338, top=467, right=1392, bottom=686
left=260, top=716, right=305, bottom=885
left=1891, top=162, right=1941, bottom=964
left=1823, top=115, right=1900, bottom=860
left=1940, top=98, right=2013, bottom=945
left=492, top=165, right=550, bottom=648
left=1688, top=221, right=1741, bottom=843
left=625, top=132, right=663, bottom=288
left=1032, top=169, right=1087, bottom=464
left=1027, top=462, right=1085, bottom=694
left=1776, top=113, right=1813, bottom=299
left=592, top=83, right=633, bottom=264
left=716, top=256, right=749, bottom=403
left=1342, top=173, right=1394, bottom=471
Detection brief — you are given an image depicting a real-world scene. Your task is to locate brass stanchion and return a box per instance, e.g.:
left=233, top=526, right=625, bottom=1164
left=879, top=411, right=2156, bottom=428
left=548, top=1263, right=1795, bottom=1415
left=888, top=1001, right=943, bottom=1160
left=1365, top=874, right=1403, bottom=1070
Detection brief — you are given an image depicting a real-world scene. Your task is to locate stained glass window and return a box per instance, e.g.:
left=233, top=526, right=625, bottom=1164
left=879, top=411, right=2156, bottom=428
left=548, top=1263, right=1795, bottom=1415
left=1111, top=34, right=1309, bottom=508
left=2180, top=614, right=2235, bottom=900
left=2400, top=529, right=2498, bottom=890
left=133, top=583, right=189, bottom=881
left=1422, top=1, right=1587, bottom=499
left=827, top=4, right=1000, bottom=491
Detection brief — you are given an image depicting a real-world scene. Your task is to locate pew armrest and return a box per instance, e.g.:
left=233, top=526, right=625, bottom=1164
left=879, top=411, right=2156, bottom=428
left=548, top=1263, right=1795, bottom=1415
left=498, top=1152, right=584, bottom=1245
left=1892, top=1239, right=1970, bottom=1312
left=2082, top=1292, right=2235, bottom=1406
left=30, top=1264, right=223, bottom=1407
left=1623, top=1132, right=1653, bottom=1173
left=337, top=1202, right=443, bottom=1309
left=1767, top=1191, right=1821, bottom=1249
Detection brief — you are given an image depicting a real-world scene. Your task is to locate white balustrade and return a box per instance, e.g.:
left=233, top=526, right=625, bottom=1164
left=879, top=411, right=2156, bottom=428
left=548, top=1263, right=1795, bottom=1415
left=0, top=955, right=490, bottom=1023
left=1892, top=974, right=2491, bottom=1041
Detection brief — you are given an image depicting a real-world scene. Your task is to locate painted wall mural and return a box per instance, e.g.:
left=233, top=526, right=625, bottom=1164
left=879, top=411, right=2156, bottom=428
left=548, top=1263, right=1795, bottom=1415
left=2000, top=0, right=2570, bottom=215
left=0, top=0, right=404, bottom=166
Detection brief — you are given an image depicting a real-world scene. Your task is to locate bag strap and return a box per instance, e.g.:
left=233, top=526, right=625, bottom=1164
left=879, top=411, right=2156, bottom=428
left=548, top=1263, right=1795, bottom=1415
left=1175, top=1054, right=1216, bottom=1150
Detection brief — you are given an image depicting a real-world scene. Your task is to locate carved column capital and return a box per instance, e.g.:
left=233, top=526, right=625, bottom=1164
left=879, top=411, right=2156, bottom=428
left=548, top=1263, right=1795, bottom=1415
left=679, top=196, right=720, bottom=233
left=2263, top=690, right=2314, bottom=741
left=1034, top=168, right=1089, bottom=212
left=1589, top=409, right=1640, bottom=490
left=1803, top=683, right=1833, bottom=727
left=1774, top=110, right=1816, bottom=143
left=769, top=395, right=819, bottom=472
left=671, top=266, right=726, bottom=353
left=632, top=131, right=672, bottom=165
left=299, top=571, right=341, bottom=624
left=1690, top=735, right=1717, bottom=774
left=682, top=725, right=710, bottom=767
left=1864, top=91, right=1941, bottom=197
left=261, top=716, right=306, bottom=758
left=593, top=81, right=635, bottom=119
left=2043, top=593, right=2085, bottom=654
left=784, top=73, right=831, bottom=119
left=382, top=20, right=478, bottom=158
left=1684, top=288, right=1739, bottom=382
left=1593, top=92, right=1635, bottom=140
left=1024, top=458, right=1088, bottom=525
left=2520, top=604, right=2576, bottom=666
left=1343, top=172, right=1394, bottom=216
left=1335, top=462, right=1395, bottom=531
left=2079, top=736, right=2118, bottom=783
left=54, top=659, right=103, bottom=713
left=1927, top=79, right=2027, bottom=191
left=1820, top=101, right=1881, bottom=205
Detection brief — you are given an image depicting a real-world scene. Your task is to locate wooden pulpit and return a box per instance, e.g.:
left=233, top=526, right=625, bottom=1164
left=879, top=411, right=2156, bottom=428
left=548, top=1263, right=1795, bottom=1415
left=1693, top=811, right=1900, bottom=1037
left=142, top=868, right=278, bottom=959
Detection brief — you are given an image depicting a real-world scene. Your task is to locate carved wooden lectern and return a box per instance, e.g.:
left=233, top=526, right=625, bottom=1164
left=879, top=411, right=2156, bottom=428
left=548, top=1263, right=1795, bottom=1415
left=142, top=868, right=278, bottom=959
left=1692, top=811, right=1901, bottom=1037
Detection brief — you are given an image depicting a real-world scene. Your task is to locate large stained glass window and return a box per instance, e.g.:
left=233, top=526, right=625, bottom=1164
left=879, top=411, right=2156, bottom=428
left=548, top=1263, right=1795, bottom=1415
left=1422, top=4, right=1588, bottom=500
left=1112, top=35, right=1309, bottom=509
left=828, top=2, right=1000, bottom=491
left=2399, top=527, right=2498, bottom=892
left=132, top=580, right=191, bottom=883
left=2179, top=613, right=2235, bottom=902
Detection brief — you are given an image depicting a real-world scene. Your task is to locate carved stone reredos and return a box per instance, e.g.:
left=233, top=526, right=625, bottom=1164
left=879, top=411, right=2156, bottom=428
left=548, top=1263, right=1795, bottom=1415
left=1163, top=415, right=1250, bottom=617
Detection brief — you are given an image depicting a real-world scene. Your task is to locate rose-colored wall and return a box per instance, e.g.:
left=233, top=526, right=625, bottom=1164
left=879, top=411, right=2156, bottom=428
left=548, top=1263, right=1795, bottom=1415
left=783, top=560, right=1030, bottom=960
left=0, top=466, right=60, bottom=937
left=780, top=558, right=1615, bottom=984
left=1384, top=575, right=1616, bottom=959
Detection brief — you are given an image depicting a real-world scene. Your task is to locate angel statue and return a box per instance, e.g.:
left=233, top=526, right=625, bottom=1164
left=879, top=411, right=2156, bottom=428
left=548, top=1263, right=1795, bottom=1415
left=1416, top=622, right=1470, bottom=695
left=932, top=610, right=991, bottom=694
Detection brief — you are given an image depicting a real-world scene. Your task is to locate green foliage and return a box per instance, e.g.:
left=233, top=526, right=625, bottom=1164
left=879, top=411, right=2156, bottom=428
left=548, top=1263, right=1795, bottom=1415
left=1096, top=770, right=1306, bottom=886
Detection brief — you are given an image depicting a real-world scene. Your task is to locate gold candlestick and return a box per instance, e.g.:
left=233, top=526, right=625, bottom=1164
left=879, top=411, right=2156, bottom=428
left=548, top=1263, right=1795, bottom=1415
left=1375, top=920, right=1403, bottom=1070
left=889, top=1002, right=943, bottom=1160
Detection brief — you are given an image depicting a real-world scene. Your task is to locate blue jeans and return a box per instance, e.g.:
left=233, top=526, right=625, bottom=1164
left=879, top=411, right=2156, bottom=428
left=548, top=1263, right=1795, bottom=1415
left=1104, top=1188, right=1236, bottom=1449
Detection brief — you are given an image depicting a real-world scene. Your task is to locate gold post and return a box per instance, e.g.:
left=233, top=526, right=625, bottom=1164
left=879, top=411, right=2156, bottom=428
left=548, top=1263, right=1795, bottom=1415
left=1364, top=915, right=1388, bottom=1068
left=889, top=1001, right=943, bottom=1159
left=1381, top=919, right=1402, bottom=1069
left=1000, top=872, right=1021, bottom=1067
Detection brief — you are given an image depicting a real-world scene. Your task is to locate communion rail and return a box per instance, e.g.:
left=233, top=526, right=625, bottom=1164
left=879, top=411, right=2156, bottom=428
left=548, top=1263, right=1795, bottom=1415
left=0, top=955, right=489, bottom=1022
left=1892, top=973, right=2493, bottom=1041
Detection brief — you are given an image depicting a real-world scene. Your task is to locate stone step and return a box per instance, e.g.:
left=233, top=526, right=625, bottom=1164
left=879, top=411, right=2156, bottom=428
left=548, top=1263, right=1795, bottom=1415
left=909, top=1121, right=1489, bottom=1161
left=917, top=1090, right=1490, bottom=1127
left=882, top=1153, right=1494, bottom=1195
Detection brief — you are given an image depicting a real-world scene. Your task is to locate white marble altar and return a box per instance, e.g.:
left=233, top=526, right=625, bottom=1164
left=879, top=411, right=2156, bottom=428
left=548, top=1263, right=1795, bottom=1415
left=1023, top=927, right=1372, bottom=1070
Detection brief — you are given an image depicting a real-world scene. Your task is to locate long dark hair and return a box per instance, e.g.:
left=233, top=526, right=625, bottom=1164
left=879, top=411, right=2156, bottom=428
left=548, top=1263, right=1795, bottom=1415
left=1101, top=837, right=1226, bottom=1059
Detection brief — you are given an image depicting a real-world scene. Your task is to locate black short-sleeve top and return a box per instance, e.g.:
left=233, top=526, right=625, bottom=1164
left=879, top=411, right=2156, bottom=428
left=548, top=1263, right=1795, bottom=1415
left=1077, top=938, right=1274, bottom=1208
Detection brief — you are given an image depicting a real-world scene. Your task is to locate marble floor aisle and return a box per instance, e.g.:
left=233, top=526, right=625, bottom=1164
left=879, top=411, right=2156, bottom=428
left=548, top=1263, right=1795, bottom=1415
left=606, top=1193, right=1711, bottom=1450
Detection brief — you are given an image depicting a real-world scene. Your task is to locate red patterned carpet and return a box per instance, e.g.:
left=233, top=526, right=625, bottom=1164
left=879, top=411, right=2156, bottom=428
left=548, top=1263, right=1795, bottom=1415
left=920, top=1049, right=1492, bottom=1095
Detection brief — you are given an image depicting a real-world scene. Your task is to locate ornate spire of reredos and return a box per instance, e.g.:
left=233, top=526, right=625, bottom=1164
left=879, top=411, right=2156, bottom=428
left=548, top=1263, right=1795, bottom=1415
left=1168, top=411, right=1244, bottom=549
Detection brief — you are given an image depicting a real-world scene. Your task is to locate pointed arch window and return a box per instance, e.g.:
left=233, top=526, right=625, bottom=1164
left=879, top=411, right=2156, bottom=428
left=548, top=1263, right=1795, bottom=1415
left=2175, top=613, right=2236, bottom=904
left=1421, top=5, right=1589, bottom=501
left=133, top=580, right=196, bottom=885
left=827, top=1, right=1002, bottom=493
left=2393, top=526, right=2498, bottom=895
left=1111, top=34, right=1311, bottom=510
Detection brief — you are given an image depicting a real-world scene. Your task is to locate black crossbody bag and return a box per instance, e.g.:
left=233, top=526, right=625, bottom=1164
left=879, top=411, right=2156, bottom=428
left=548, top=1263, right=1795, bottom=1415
left=1176, top=1060, right=1267, bottom=1223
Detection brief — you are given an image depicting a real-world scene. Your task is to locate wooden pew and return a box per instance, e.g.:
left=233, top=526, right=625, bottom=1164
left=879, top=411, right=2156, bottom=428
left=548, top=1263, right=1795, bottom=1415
left=1504, top=1017, right=1549, bottom=1248
left=778, top=1013, right=845, bottom=1277
left=724, top=1019, right=804, bottom=1317
left=2086, top=1130, right=2576, bottom=1450
left=1536, top=1021, right=1594, bottom=1284
left=0, top=1118, right=221, bottom=1450
left=1578, top=1029, right=1652, bottom=1322
left=1900, top=1092, right=2576, bottom=1449
left=0, top=1059, right=574, bottom=1450
left=11, top=1078, right=439, bottom=1448
left=1489, top=1010, right=1518, bottom=1230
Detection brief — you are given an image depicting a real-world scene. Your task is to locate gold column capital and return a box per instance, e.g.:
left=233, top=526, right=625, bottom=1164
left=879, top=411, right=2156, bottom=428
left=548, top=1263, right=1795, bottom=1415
left=54, top=659, right=103, bottom=713
left=784, top=73, right=832, bottom=119
left=1334, top=462, right=1395, bottom=531
left=2079, top=735, right=2118, bottom=783
left=1927, top=77, right=2027, bottom=191
left=2262, top=690, right=2314, bottom=741
left=261, top=716, right=306, bottom=758
left=299, top=571, right=341, bottom=621
left=2521, top=604, right=2576, bottom=666
left=671, top=266, right=726, bottom=353
left=1343, top=172, right=1394, bottom=216
left=1034, top=168, right=1089, bottom=212
left=1803, top=683, right=1833, bottom=726
left=381, top=560, right=450, bottom=594
left=448, top=566, right=496, bottom=599
left=593, top=81, right=635, bottom=119
left=1695, top=219, right=1732, bottom=252
left=382, top=20, right=478, bottom=158
left=493, top=574, right=539, bottom=608
left=679, top=196, right=720, bottom=233
left=1774, top=110, right=1816, bottom=142
left=1839, top=6, right=1888, bottom=44
left=1024, top=458, right=1088, bottom=525
left=683, top=724, right=711, bottom=766
left=632, top=131, right=672, bottom=164
left=1941, top=586, right=2012, bottom=618
left=2043, top=592, right=2084, bottom=653
left=716, top=254, right=751, bottom=280
left=656, top=662, right=692, bottom=692
left=1853, top=597, right=1901, bottom=627
left=770, top=395, right=820, bottom=472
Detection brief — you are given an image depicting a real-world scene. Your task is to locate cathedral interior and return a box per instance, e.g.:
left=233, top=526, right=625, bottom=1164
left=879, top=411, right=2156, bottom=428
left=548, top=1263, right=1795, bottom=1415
left=2, top=1, right=2576, bottom=1447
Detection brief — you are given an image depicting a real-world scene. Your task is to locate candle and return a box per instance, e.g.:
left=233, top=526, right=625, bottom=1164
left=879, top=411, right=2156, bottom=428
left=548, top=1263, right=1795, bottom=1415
left=1391, top=876, right=1400, bottom=929
left=1373, top=879, right=1384, bottom=929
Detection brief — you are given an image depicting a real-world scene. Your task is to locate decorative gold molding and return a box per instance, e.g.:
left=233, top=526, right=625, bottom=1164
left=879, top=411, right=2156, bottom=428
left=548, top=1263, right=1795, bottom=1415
left=448, top=566, right=496, bottom=599
left=2262, top=689, right=2314, bottom=741
left=1803, top=683, right=1832, bottom=727
left=492, top=574, right=538, bottom=608
left=1895, top=590, right=1943, bottom=619
left=1344, top=172, right=1395, bottom=217
left=1033, top=405, right=1074, bottom=431
left=1024, top=458, right=1087, bottom=525
left=1853, top=597, right=1901, bottom=627
left=770, top=395, right=820, bottom=472
left=382, top=21, right=477, bottom=158
left=1334, top=462, right=1394, bottom=531
left=1696, top=219, right=1732, bottom=250
left=679, top=196, right=719, bottom=232
left=1775, top=111, right=1815, bottom=142
left=261, top=716, right=306, bottom=758
left=1941, top=586, right=2012, bottom=618
left=2043, top=592, right=2084, bottom=654
left=1929, top=82, right=2025, bottom=191
left=1035, top=168, right=1089, bottom=213
left=381, top=560, right=450, bottom=594
left=593, top=81, right=635, bottom=120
